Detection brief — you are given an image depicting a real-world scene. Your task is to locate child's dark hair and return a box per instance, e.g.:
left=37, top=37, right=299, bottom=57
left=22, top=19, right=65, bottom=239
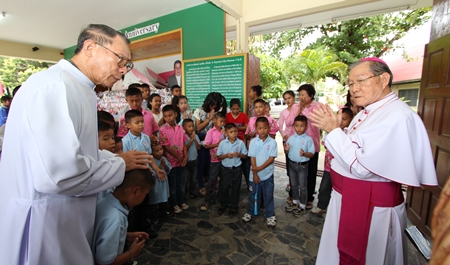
left=229, top=98, right=241, bottom=108
left=255, top=116, right=269, bottom=127
left=201, top=92, right=227, bottom=114
left=128, top=83, right=142, bottom=90
left=250, top=85, right=263, bottom=97
left=294, top=115, right=308, bottom=124
left=171, top=95, right=188, bottom=123
left=170, top=85, right=181, bottom=92
left=162, top=104, right=176, bottom=113
left=182, top=118, right=194, bottom=127
left=125, top=109, right=143, bottom=123
left=147, top=93, right=161, bottom=110
left=114, top=136, right=122, bottom=144
left=125, top=87, right=143, bottom=97
left=141, top=83, right=150, bottom=89
left=283, top=90, right=295, bottom=98
left=341, top=107, right=354, bottom=119
left=225, top=123, right=238, bottom=131
left=116, top=169, right=155, bottom=191
left=214, top=112, right=226, bottom=120
left=98, top=121, right=113, bottom=132
left=97, top=110, right=115, bottom=125
left=253, top=98, right=266, bottom=106
left=1, top=95, right=11, bottom=102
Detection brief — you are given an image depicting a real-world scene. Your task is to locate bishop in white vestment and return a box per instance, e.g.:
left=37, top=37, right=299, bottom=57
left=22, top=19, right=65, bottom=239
left=311, top=58, right=437, bottom=265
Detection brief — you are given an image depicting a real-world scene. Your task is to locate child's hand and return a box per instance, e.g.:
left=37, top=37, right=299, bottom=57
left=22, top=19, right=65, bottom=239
left=248, top=132, right=256, bottom=138
left=156, top=169, right=166, bottom=181
left=128, top=236, right=146, bottom=259
left=227, top=153, right=234, bottom=158
left=190, top=132, right=196, bottom=140
left=253, top=173, right=260, bottom=184
left=127, top=232, right=149, bottom=242
left=181, top=156, right=188, bottom=167
left=283, top=135, right=289, bottom=141
left=300, top=148, right=304, bottom=156
left=284, top=143, right=290, bottom=151
left=252, top=166, right=260, bottom=173
left=233, top=152, right=239, bottom=158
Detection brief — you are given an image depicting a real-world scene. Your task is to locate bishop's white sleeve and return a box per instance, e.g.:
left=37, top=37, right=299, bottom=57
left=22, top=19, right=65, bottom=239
left=24, top=80, right=125, bottom=196
left=325, top=128, right=373, bottom=179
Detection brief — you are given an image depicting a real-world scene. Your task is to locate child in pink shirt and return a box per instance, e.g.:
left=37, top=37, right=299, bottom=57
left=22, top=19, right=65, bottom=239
left=117, top=87, right=158, bottom=144
left=159, top=105, right=188, bottom=214
left=245, top=99, right=279, bottom=143
left=200, top=112, right=226, bottom=211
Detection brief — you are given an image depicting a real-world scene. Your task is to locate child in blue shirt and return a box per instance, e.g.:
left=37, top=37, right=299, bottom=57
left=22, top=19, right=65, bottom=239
left=216, top=123, right=248, bottom=218
left=148, top=143, right=171, bottom=227
left=284, top=115, right=315, bottom=217
left=183, top=118, right=201, bottom=199
left=0, top=95, right=11, bottom=126
left=241, top=117, right=278, bottom=227
left=92, top=169, right=154, bottom=265
left=121, top=110, right=165, bottom=236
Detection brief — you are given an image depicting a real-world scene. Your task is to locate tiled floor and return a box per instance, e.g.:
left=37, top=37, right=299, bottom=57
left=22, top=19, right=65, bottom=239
left=133, top=166, right=429, bottom=265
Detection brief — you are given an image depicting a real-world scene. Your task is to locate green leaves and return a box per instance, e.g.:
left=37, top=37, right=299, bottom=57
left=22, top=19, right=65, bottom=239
left=258, top=54, right=290, bottom=100
left=0, top=57, right=53, bottom=94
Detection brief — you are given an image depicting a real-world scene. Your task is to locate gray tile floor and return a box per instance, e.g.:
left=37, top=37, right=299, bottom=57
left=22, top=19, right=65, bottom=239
left=134, top=166, right=429, bottom=265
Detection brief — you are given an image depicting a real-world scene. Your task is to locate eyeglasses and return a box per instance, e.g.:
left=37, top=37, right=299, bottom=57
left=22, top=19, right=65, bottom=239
left=347, top=73, right=383, bottom=89
left=95, top=42, right=134, bottom=71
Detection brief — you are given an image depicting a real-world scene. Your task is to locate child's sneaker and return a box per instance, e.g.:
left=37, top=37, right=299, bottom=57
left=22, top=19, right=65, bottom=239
left=311, top=206, right=327, bottom=214
left=173, top=205, right=182, bottom=214
left=285, top=202, right=298, bottom=212
left=266, top=216, right=277, bottom=227
left=293, top=208, right=306, bottom=217
left=241, top=213, right=252, bottom=222
left=181, top=203, right=189, bottom=210
left=200, top=203, right=209, bottom=211
left=217, top=207, right=227, bottom=216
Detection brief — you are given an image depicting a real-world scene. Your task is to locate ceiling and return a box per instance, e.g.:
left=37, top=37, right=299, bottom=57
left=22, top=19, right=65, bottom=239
left=0, top=0, right=433, bottom=53
left=0, top=0, right=205, bottom=50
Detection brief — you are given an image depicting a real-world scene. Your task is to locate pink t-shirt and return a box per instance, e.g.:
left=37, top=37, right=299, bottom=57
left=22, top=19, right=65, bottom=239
left=297, top=101, right=321, bottom=152
left=278, top=104, right=299, bottom=138
left=245, top=116, right=279, bottom=136
left=159, top=123, right=187, bottom=167
left=322, top=140, right=333, bottom=172
left=117, top=109, right=158, bottom=138
left=204, top=126, right=223, bottom=163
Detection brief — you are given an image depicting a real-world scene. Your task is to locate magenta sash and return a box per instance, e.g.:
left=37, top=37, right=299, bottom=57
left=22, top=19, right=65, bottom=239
left=331, top=169, right=404, bottom=265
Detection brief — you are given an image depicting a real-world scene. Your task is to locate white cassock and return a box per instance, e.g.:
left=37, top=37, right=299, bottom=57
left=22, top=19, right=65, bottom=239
left=0, top=60, right=125, bottom=265
left=316, top=92, right=437, bottom=265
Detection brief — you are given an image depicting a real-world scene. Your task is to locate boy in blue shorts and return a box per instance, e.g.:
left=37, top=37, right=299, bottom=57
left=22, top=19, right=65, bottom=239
left=242, top=117, right=278, bottom=227
left=216, top=123, right=248, bottom=218
left=92, top=169, right=155, bottom=265
left=284, top=115, right=315, bottom=217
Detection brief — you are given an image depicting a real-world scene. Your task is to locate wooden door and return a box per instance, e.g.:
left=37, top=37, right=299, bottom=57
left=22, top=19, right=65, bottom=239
left=406, top=33, right=450, bottom=237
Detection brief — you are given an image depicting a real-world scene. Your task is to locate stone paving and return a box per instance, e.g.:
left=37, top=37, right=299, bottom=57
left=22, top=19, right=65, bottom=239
left=133, top=166, right=429, bottom=265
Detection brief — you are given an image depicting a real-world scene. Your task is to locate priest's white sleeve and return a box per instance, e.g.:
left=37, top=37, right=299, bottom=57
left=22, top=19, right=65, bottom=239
left=325, top=128, right=375, bottom=180
left=23, top=81, right=125, bottom=196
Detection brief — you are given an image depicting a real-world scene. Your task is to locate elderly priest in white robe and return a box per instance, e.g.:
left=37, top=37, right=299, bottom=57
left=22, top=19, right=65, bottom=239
left=310, top=57, right=437, bottom=265
left=0, top=24, right=164, bottom=265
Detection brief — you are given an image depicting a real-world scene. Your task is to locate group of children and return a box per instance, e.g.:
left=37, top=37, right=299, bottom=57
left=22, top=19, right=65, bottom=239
left=91, top=82, right=355, bottom=265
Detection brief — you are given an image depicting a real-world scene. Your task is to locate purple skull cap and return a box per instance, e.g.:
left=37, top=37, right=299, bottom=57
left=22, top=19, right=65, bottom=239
left=359, top=57, right=388, bottom=66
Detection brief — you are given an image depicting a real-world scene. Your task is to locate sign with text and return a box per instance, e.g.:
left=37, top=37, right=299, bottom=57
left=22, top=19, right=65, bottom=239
left=183, top=54, right=246, bottom=110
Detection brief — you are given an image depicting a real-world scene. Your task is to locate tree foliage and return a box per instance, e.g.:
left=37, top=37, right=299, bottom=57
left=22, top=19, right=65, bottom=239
left=0, top=57, right=53, bottom=94
left=260, top=7, right=431, bottom=64
left=285, top=49, right=347, bottom=85
left=258, top=54, right=290, bottom=100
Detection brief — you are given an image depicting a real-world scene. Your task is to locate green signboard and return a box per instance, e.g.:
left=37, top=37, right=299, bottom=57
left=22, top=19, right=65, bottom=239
left=183, top=54, right=246, bottom=110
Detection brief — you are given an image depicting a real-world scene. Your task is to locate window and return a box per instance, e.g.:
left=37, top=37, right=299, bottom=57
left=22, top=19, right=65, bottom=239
left=398, top=89, right=419, bottom=107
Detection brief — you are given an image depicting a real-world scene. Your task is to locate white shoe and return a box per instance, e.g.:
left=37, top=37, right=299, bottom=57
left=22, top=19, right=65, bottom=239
left=241, top=213, right=252, bottom=222
left=181, top=203, right=189, bottom=210
left=311, top=206, right=326, bottom=214
left=173, top=205, right=182, bottom=214
left=266, top=216, right=277, bottom=227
